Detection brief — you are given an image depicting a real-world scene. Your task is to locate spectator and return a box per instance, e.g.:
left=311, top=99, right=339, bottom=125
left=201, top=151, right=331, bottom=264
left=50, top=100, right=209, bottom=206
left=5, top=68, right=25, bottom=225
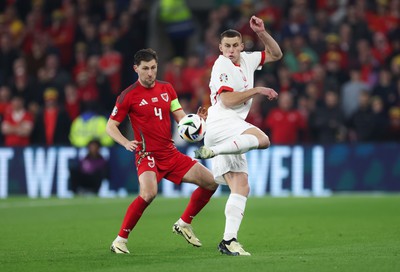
left=369, top=96, right=390, bottom=142
left=264, top=91, right=307, bottom=145
left=309, top=90, right=346, bottom=143
left=63, top=83, right=80, bottom=121
left=341, top=67, right=370, bottom=120
left=1, top=95, right=34, bottom=146
left=0, top=85, right=11, bottom=118
left=388, top=106, right=400, bottom=142
left=46, top=9, right=75, bottom=68
left=372, top=68, right=397, bottom=109
left=283, top=34, right=318, bottom=73
left=0, top=33, right=20, bottom=85
left=9, top=57, right=38, bottom=111
left=98, top=36, right=122, bottom=95
left=0, top=85, right=12, bottom=145
left=347, top=90, right=374, bottom=142
left=163, top=57, right=186, bottom=97
left=69, top=139, right=109, bottom=195
left=159, top=0, right=195, bottom=57
left=69, top=102, right=114, bottom=147
left=31, top=87, right=71, bottom=145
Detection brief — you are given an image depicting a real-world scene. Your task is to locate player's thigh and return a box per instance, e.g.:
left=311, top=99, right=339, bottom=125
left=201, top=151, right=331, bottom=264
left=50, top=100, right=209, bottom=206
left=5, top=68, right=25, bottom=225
left=138, top=171, right=158, bottom=202
left=205, top=118, right=253, bottom=146
left=223, top=171, right=250, bottom=197
left=182, top=162, right=218, bottom=191
left=242, top=126, right=270, bottom=148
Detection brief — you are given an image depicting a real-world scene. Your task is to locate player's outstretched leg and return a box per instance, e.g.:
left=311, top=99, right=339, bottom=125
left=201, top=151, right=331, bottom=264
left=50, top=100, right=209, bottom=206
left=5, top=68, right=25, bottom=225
left=195, top=134, right=260, bottom=159
left=218, top=238, right=251, bottom=256
left=172, top=219, right=202, bottom=247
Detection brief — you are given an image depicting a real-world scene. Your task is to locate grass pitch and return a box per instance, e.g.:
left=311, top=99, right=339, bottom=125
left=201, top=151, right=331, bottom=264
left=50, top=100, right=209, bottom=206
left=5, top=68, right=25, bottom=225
left=0, top=195, right=399, bottom=272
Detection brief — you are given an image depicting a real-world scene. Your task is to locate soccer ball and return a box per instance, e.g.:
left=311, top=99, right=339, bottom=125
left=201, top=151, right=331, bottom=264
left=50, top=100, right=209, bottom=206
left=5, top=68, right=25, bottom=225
left=177, top=114, right=206, bottom=143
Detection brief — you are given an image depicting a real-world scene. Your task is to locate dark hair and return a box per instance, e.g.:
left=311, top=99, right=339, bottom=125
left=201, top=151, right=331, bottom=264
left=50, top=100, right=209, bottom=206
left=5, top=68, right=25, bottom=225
left=220, top=29, right=242, bottom=42
left=134, top=48, right=158, bottom=66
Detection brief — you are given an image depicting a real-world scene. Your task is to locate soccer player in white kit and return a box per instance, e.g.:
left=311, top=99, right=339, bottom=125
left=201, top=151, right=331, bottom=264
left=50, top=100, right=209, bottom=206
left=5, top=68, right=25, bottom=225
left=194, top=16, right=282, bottom=256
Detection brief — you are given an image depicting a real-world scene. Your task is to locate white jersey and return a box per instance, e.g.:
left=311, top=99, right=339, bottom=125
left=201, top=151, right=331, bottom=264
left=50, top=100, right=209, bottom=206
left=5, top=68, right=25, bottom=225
left=208, top=51, right=265, bottom=122
left=205, top=51, right=265, bottom=184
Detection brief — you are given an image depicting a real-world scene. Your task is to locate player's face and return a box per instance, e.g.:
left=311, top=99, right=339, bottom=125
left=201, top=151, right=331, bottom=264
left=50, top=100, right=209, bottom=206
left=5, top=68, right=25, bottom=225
left=219, top=36, right=244, bottom=65
left=134, top=59, right=158, bottom=88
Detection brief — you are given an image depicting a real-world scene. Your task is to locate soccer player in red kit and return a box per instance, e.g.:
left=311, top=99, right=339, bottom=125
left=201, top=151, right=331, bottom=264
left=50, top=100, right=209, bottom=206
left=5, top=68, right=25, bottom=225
left=106, top=48, right=218, bottom=254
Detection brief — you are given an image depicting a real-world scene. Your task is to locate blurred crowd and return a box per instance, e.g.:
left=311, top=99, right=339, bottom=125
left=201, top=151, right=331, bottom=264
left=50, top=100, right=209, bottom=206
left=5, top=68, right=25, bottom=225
left=0, top=0, right=399, bottom=147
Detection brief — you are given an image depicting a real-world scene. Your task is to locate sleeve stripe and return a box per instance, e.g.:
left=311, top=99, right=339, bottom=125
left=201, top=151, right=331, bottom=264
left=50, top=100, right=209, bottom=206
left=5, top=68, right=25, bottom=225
left=260, top=51, right=266, bottom=66
left=217, top=86, right=234, bottom=95
left=170, top=98, right=182, bottom=112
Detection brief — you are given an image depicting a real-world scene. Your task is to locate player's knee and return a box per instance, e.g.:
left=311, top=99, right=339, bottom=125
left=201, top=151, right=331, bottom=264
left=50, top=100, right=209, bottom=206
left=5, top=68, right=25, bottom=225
left=204, top=180, right=218, bottom=191
left=140, top=191, right=157, bottom=203
left=258, top=135, right=270, bottom=149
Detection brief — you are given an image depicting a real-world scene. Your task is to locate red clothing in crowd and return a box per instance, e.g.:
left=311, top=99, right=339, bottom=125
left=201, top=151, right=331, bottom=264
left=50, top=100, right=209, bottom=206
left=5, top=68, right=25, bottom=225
left=44, top=108, right=58, bottom=145
left=264, top=109, right=307, bottom=145
left=2, top=109, right=34, bottom=146
left=99, top=51, right=122, bottom=95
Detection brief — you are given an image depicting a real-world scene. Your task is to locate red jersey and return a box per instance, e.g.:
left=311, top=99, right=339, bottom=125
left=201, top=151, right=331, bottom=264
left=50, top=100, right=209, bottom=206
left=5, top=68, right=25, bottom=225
left=110, top=80, right=181, bottom=154
left=3, top=110, right=34, bottom=146
left=264, top=108, right=307, bottom=145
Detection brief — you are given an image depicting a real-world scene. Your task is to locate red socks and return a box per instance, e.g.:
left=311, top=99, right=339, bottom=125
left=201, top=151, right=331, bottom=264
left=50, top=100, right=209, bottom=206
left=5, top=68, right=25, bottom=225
left=118, top=196, right=149, bottom=238
left=117, top=187, right=215, bottom=238
left=180, top=187, right=216, bottom=224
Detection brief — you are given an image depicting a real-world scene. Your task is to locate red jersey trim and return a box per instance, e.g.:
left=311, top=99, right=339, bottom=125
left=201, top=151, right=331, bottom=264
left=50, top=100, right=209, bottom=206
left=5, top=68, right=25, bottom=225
left=217, top=86, right=234, bottom=95
left=260, top=51, right=266, bottom=66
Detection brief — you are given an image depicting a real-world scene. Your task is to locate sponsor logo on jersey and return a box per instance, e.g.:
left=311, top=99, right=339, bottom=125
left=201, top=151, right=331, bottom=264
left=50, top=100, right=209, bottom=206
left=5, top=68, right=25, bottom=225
left=152, top=97, right=158, bottom=102
left=161, top=93, right=169, bottom=102
left=219, top=73, right=228, bottom=83
left=139, top=99, right=148, bottom=106
left=111, top=106, right=118, bottom=116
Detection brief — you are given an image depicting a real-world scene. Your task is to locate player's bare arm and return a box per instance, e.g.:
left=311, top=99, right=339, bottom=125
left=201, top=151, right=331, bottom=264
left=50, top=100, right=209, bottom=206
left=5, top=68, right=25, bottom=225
left=172, top=109, right=186, bottom=123
left=249, top=15, right=283, bottom=63
left=220, top=86, right=278, bottom=108
left=106, top=119, right=142, bottom=152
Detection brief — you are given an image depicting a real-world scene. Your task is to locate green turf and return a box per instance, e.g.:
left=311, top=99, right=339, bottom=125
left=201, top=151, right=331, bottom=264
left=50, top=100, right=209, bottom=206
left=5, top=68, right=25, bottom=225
left=0, top=195, right=399, bottom=272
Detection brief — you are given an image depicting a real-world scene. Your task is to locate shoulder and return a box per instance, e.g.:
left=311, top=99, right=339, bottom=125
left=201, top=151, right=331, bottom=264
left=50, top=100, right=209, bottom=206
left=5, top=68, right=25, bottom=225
left=214, top=55, right=230, bottom=66
left=155, top=80, right=173, bottom=88
left=117, top=83, right=139, bottom=104
left=212, top=55, right=233, bottom=73
left=240, top=51, right=261, bottom=61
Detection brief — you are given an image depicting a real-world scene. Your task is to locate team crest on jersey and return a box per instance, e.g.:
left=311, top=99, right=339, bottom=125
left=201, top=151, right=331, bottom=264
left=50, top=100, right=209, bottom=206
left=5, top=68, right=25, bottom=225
left=111, top=106, right=118, bottom=116
left=219, top=73, right=228, bottom=83
left=161, top=93, right=169, bottom=102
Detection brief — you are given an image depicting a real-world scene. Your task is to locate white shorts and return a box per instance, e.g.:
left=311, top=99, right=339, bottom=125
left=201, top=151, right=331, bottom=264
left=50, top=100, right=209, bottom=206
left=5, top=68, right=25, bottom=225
left=204, top=116, right=254, bottom=185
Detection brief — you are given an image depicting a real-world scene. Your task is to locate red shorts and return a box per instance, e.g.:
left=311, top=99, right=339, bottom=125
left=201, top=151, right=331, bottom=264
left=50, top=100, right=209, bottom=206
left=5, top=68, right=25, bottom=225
left=135, top=148, right=197, bottom=184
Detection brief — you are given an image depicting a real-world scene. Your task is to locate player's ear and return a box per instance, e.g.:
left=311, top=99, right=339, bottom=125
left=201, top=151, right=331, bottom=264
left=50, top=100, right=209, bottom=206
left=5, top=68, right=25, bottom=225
left=219, top=43, right=223, bottom=53
left=133, top=65, right=138, bottom=73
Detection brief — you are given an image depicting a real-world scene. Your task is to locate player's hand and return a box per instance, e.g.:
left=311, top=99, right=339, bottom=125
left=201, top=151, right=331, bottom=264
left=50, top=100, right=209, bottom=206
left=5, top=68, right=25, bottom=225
left=249, top=15, right=265, bottom=34
left=196, top=106, right=208, bottom=121
left=258, top=87, right=278, bottom=101
left=124, top=140, right=142, bottom=152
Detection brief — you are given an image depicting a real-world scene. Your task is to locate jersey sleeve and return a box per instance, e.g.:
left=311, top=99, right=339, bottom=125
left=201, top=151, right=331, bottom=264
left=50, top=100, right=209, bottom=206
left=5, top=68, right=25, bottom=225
left=242, top=51, right=265, bottom=71
left=167, top=83, right=182, bottom=112
left=109, top=93, right=130, bottom=123
left=211, top=58, right=235, bottom=94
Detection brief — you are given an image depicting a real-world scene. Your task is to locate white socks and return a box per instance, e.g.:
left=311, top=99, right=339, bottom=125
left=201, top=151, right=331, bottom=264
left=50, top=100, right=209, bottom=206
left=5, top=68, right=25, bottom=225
left=178, top=218, right=189, bottom=226
left=115, top=236, right=128, bottom=243
left=223, top=193, right=247, bottom=241
left=212, top=134, right=259, bottom=155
